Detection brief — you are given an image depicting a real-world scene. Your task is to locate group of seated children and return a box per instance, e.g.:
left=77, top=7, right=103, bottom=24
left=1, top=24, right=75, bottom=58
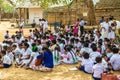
left=0, top=24, right=120, bottom=80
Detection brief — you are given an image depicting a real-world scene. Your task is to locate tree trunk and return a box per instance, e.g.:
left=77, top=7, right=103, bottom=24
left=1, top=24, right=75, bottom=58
left=87, top=0, right=96, bottom=25
left=0, top=8, right=1, bottom=24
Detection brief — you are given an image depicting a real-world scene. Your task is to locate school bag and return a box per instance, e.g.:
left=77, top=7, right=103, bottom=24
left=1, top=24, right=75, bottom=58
left=102, top=73, right=117, bottom=80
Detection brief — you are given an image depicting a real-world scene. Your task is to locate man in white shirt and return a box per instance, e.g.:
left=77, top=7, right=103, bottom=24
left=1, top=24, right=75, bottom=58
left=100, top=18, right=110, bottom=39
left=79, top=18, right=85, bottom=36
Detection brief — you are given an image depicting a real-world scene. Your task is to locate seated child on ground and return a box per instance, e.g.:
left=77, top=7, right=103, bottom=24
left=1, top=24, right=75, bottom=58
left=92, top=56, right=106, bottom=80
left=109, top=47, right=120, bottom=71
left=77, top=52, right=94, bottom=74
left=0, top=50, right=12, bottom=68
left=52, top=46, right=61, bottom=65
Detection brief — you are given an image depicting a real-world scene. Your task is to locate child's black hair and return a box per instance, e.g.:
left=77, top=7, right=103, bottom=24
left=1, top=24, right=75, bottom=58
left=92, top=46, right=97, bottom=51
left=52, top=40, right=56, bottom=44
left=96, top=57, right=102, bottom=63
left=23, top=42, right=29, bottom=48
left=1, top=50, right=6, bottom=55
left=83, top=52, right=89, bottom=59
left=84, top=42, right=89, bottom=47
left=12, top=44, right=17, bottom=48
left=112, top=47, right=119, bottom=54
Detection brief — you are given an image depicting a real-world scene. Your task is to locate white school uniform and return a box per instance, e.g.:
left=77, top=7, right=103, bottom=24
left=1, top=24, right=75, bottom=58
left=81, top=58, right=94, bottom=73
left=6, top=52, right=14, bottom=63
left=80, top=47, right=93, bottom=54
left=67, top=51, right=77, bottom=64
left=90, top=51, right=101, bottom=62
left=100, top=22, right=110, bottom=39
left=29, top=52, right=39, bottom=68
left=21, top=48, right=32, bottom=65
left=102, top=58, right=108, bottom=68
left=1, top=55, right=11, bottom=65
left=74, top=42, right=81, bottom=48
left=52, top=50, right=61, bottom=65
left=13, top=47, right=21, bottom=59
left=109, top=54, right=120, bottom=70
left=106, top=52, right=113, bottom=59
left=108, top=27, right=115, bottom=39
left=37, top=45, right=42, bottom=52
left=92, top=63, right=105, bottom=78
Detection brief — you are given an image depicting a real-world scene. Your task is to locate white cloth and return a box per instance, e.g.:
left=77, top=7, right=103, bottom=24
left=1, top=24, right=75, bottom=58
left=90, top=52, right=101, bottom=62
left=6, top=52, right=14, bottom=63
left=29, top=52, right=39, bottom=67
left=108, top=31, right=115, bottom=39
left=92, top=63, right=105, bottom=78
left=106, top=52, right=113, bottom=58
left=80, top=47, right=93, bottom=54
left=109, top=54, right=120, bottom=70
left=1, top=55, right=11, bottom=65
left=81, top=58, right=94, bottom=73
left=100, top=22, right=110, bottom=38
left=52, top=50, right=61, bottom=65
left=21, top=48, right=32, bottom=64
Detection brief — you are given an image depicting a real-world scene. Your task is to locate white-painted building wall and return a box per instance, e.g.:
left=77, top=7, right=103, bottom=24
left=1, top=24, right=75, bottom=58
left=28, top=8, right=43, bottom=24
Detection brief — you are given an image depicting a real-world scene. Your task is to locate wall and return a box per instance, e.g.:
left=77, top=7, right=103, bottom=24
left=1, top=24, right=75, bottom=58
left=29, top=8, right=43, bottom=24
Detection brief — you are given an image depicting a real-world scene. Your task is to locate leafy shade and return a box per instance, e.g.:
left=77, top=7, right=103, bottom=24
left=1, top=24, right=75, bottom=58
left=1, top=2, right=14, bottom=13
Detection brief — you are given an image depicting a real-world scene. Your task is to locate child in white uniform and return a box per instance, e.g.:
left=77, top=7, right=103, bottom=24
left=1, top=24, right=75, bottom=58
left=90, top=46, right=101, bottom=63
left=26, top=46, right=39, bottom=69
left=77, top=52, right=94, bottom=74
left=0, top=50, right=11, bottom=68
left=92, top=57, right=106, bottom=80
left=53, top=47, right=61, bottom=65
left=19, top=43, right=32, bottom=67
left=109, top=47, right=120, bottom=70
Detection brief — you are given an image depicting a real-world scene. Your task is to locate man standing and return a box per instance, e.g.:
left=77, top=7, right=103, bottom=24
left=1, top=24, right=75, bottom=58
left=79, top=18, right=85, bottom=36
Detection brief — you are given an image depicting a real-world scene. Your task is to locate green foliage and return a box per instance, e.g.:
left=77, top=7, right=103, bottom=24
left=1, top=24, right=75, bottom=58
left=1, top=2, right=14, bottom=13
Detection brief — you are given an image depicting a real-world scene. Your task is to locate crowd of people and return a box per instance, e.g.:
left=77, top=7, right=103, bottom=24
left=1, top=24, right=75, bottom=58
left=1, top=16, right=120, bottom=80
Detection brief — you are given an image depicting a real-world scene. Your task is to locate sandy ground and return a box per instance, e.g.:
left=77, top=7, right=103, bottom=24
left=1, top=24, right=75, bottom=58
left=0, top=22, right=119, bottom=80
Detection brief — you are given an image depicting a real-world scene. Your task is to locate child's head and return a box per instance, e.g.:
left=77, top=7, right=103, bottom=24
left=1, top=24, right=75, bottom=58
left=96, top=57, right=102, bottom=63
left=1, top=50, right=6, bottom=56
left=12, top=44, right=17, bottom=50
left=6, top=46, right=11, bottom=52
left=23, top=42, right=29, bottom=49
left=83, top=52, right=89, bottom=59
left=6, top=30, right=9, bottom=33
left=92, top=46, right=97, bottom=52
left=3, top=46, right=8, bottom=51
left=35, top=40, right=41, bottom=45
left=112, top=47, right=119, bottom=54
left=29, top=29, right=32, bottom=32
left=84, top=42, right=89, bottom=47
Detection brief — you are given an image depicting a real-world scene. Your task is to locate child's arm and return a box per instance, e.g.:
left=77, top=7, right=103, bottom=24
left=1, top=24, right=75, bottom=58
left=26, top=56, right=33, bottom=67
left=0, top=60, right=3, bottom=64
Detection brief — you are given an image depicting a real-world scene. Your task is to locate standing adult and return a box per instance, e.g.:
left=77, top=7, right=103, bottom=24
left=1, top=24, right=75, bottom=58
left=100, top=18, right=110, bottom=39
left=99, top=16, right=104, bottom=24
left=73, top=19, right=79, bottom=36
left=42, top=19, right=48, bottom=33
left=79, top=18, right=85, bottom=36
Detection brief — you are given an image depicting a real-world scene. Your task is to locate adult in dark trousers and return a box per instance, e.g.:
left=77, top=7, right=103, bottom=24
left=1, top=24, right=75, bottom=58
left=80, top=18, right=85, bottom=36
